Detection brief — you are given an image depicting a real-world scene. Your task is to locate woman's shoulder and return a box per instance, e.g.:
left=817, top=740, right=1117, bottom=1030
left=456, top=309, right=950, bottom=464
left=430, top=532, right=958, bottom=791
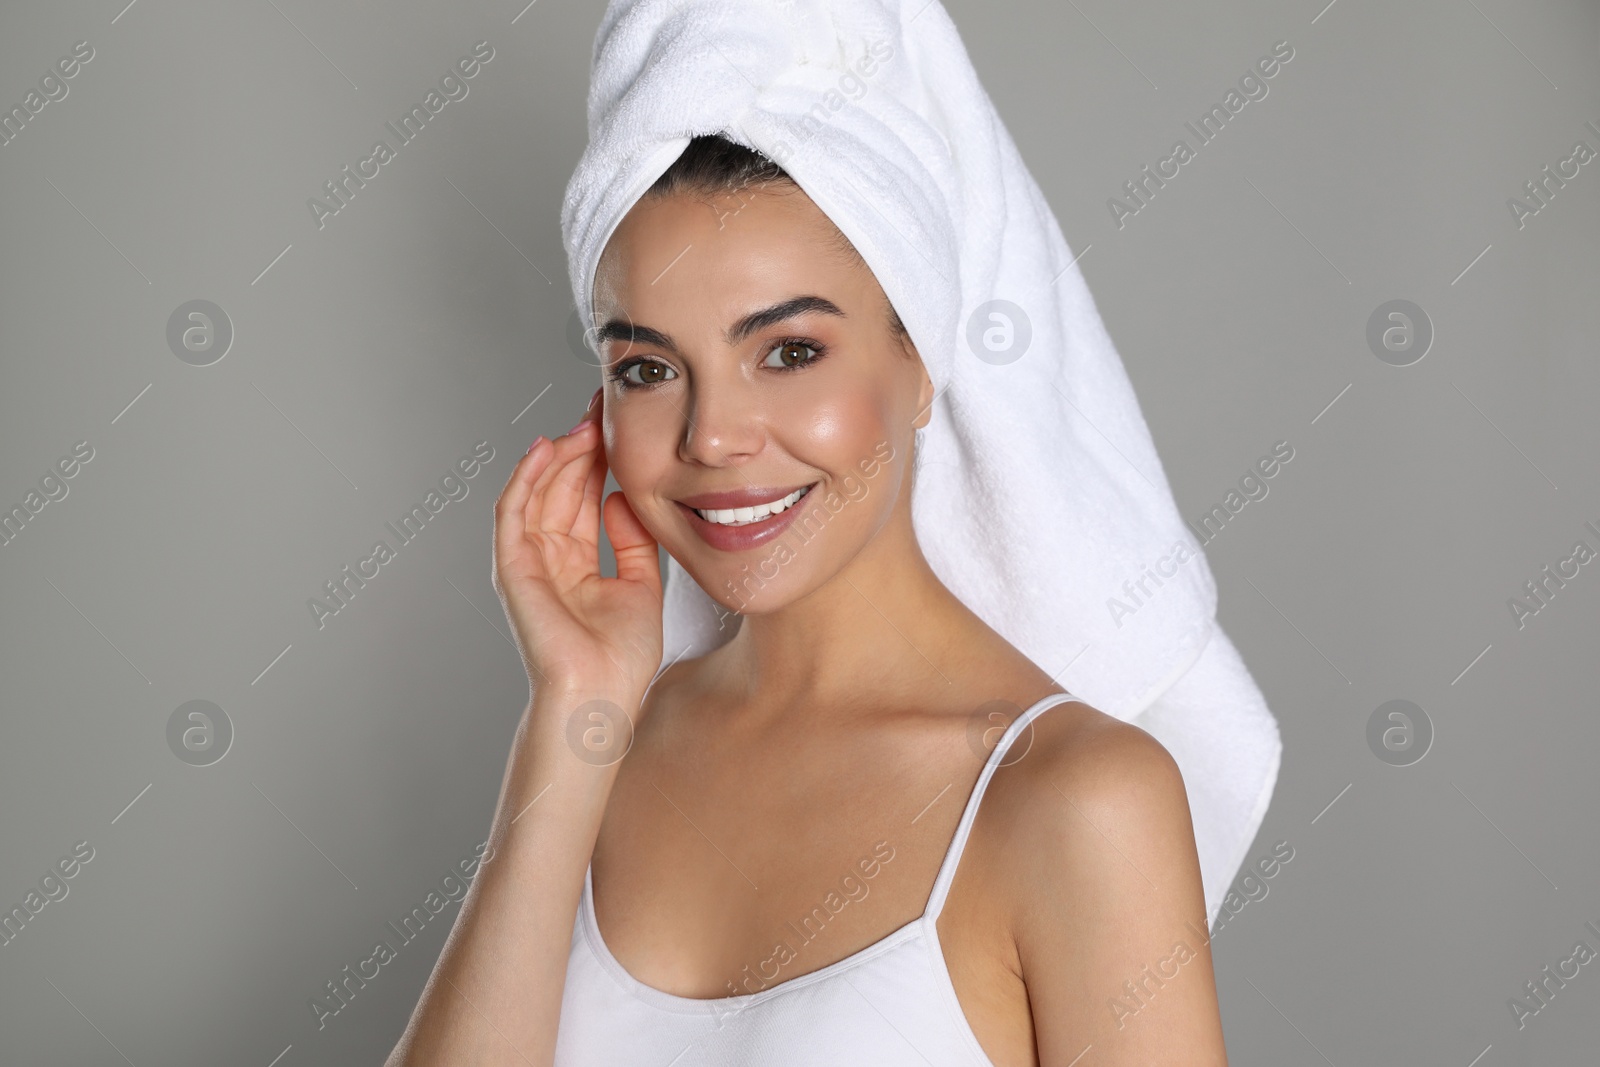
left=997, top=691, right=1183, bottom=807
left=965, top=671, right=1187, bottom=867
left=975, top=680, right=1204, bottom=945
left=965, top=679, right=1220, bottom=1056
left=943, top=614, right=1186, bottom=803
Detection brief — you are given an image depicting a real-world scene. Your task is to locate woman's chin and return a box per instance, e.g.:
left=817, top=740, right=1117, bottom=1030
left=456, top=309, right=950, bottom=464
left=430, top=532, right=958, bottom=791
left=668, top=553, right=807, bottom=618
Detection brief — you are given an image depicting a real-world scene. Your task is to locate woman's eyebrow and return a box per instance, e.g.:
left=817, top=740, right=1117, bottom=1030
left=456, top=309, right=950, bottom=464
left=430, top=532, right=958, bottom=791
left=725, top=295, right=845, bottom=345
left=595, top=295, right=845, bottom=353
left=595, top=320, right=673, bottom=352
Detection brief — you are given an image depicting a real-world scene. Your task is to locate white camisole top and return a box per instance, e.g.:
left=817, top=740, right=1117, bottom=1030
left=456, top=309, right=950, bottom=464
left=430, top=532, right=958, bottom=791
left=554, top=688, right=1080, bottom=1066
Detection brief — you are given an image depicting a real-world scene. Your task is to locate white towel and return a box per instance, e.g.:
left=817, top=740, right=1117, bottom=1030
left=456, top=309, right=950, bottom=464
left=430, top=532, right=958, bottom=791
left=560, top=0, right=1282, bottom=929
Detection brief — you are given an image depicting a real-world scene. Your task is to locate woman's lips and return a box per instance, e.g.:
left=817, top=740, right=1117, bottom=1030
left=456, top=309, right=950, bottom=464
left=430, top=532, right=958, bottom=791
left=676, top=483, right=815, bottom=510
left=676, top=483, right=817, bottom=552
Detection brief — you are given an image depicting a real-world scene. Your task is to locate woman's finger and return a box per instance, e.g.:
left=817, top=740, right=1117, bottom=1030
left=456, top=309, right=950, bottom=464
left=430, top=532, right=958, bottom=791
left=603, top=490, right=662, bottom=596
left=522, top=426, right=599, bottom=535
left=538, top=387, right=605, bottom=536
left=494, top=438, right=555, bottom=567
left=545, top=427, right=601, bottom=536
left=569, top=388, right=608, bottom=545
left=572, top=430, right=609, bottom=548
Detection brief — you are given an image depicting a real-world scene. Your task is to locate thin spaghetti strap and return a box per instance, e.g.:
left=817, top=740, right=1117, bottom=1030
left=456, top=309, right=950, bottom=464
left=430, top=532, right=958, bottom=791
left=922, top=691, right=1079, bottom=923
left=640, top=647, right=684, bottom=702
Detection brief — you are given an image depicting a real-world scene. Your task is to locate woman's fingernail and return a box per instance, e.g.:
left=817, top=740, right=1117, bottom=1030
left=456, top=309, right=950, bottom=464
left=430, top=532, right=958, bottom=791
left=587, top=387, right=602, bottom=411
left=526, top=435, right=547, bottom=455
left=565, top=417, right=592, bottom=436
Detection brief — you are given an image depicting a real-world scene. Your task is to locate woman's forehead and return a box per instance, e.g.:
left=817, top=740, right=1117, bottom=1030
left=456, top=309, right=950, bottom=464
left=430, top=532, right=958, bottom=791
left=593, top=191, right=881, bottom=321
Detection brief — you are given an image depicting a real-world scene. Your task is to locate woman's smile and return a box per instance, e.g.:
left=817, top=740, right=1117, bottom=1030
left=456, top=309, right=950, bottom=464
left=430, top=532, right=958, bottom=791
left=675, top=482, right=818, bottom=551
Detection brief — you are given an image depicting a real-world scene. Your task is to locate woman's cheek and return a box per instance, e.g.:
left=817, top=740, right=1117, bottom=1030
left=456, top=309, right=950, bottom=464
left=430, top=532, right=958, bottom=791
left=604, top=419, right=666, bottom=503
left=787, top=392, right=887, bottom=462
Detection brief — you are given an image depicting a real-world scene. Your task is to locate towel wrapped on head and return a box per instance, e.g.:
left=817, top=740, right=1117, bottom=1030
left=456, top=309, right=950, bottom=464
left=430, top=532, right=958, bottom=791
left=561, top=0, right=1283, bottom=928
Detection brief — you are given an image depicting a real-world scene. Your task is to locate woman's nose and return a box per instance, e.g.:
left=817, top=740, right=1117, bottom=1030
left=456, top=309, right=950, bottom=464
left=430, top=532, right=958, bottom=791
left=679, top=382, right=764, bottom=466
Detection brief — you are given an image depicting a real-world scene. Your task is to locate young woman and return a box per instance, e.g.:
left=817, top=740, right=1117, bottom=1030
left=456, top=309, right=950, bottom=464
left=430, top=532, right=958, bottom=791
left=384, top=134, right=1228, bottom=1065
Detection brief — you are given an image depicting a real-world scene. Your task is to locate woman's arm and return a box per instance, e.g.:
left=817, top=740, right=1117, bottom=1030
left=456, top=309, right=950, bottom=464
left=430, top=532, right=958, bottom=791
left=1010, top=717, right=1228, bottom=1065
left=382, top=680, right=642, bottom=1066
left=386, top=389, right=663, bottom=1065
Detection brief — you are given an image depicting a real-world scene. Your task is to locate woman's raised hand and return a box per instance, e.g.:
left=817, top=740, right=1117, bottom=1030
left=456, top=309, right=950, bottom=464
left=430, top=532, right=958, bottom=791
left=493, top=386, right=664, bottom=701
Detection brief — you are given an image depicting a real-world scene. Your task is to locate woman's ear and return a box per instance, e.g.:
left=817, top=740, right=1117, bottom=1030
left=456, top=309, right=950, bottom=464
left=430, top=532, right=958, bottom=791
left=909, top=349, right=935, bottom=431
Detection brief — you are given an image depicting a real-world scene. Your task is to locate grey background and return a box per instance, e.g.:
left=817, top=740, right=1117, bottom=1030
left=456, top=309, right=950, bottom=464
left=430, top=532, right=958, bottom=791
left=1, top=0, right=1595, bottom=1064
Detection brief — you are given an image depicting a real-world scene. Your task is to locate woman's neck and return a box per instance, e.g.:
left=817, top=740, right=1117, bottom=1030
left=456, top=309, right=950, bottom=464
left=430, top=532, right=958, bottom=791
left=699, top=510, right=980, bottom=717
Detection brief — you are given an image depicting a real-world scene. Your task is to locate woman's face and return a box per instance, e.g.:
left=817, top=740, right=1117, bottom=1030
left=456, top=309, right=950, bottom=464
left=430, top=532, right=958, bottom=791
left=591, top=183, right=933, bottom=615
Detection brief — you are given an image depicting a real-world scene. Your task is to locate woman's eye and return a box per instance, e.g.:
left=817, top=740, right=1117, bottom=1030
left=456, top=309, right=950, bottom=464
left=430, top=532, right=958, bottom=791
left=620, top=360, right=676, bottom=386
left=763, top=340, right=820, bottom=369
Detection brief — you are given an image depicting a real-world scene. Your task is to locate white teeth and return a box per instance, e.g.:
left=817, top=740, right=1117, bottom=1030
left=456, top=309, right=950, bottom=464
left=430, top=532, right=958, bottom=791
left=694, top=485, right=811, bottom=526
